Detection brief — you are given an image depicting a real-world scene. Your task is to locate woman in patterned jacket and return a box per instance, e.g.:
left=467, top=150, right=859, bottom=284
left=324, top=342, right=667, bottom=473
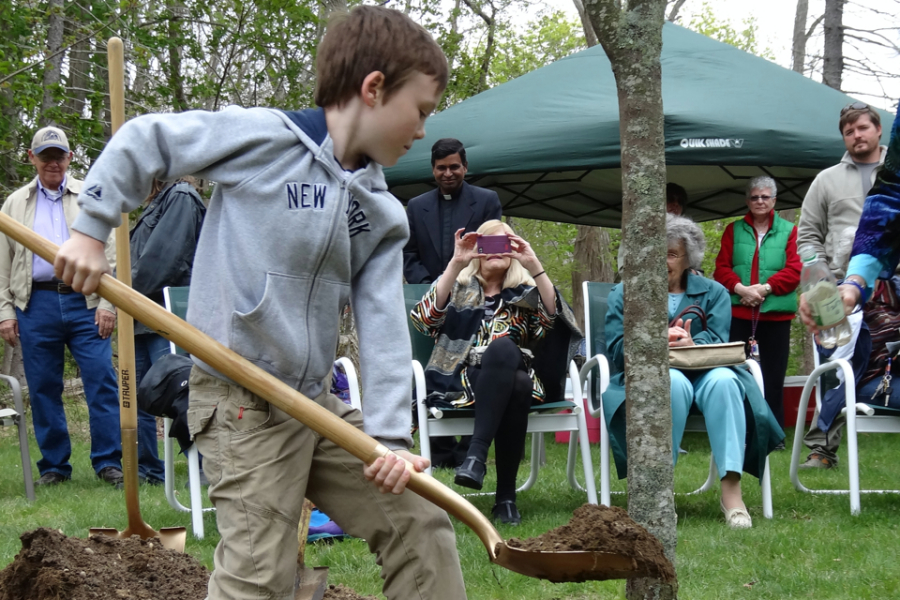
left=411, top=220, right=557, bottom=526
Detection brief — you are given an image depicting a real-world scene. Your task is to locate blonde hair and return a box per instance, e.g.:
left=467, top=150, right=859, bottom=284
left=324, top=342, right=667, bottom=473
left=456, top=220, right=536, bottom=289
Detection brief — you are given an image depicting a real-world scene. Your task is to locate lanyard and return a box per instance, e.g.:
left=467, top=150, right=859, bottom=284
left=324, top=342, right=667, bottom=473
left=748, top=307, right=761, bottom=362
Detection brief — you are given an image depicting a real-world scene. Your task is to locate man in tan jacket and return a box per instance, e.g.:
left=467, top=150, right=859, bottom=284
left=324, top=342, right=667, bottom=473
left=0, top=126, right=123, bottom=487
left=798, top=103, right=887, bottom=469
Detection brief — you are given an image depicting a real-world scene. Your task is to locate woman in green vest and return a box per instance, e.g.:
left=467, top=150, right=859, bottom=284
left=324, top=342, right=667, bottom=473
left=713, top=176, right=802, bottom=432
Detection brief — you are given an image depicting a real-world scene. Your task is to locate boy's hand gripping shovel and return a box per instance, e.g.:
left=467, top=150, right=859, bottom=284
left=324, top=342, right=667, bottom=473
left=86, top=37, right=187, bottom=552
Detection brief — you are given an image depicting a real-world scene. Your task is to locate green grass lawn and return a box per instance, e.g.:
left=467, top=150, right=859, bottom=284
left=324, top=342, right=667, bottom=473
left=2, top=398, right=899, bottom=599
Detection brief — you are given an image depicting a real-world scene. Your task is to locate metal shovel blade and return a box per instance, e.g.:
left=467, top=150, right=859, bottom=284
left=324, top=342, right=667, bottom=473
left=88, top=526, right=188, bottom=553
left=493, top=543, right=651, bottom=583
left=89, top=429, right=187, bottom=553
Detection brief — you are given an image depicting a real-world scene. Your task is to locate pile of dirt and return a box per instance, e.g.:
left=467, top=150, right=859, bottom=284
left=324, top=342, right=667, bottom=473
left=322, top=584, right=376, bottom=599
left=507, top=504, right=676, bottom=582
left=0, top=528, right=210, bottom=600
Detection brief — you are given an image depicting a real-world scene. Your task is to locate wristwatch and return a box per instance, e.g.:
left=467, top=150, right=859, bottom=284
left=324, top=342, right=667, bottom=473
left=763, top=283, right=772, bottom=295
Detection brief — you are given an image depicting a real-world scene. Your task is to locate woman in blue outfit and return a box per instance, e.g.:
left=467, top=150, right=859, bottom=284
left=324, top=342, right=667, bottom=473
left=603, top=214, right=783, bottom=529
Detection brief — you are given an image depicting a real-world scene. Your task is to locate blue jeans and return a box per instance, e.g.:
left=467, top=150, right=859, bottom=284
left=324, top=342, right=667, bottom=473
left=134, top=333, right=170, bottom=482
left=16, top=290, right=121, bottom=477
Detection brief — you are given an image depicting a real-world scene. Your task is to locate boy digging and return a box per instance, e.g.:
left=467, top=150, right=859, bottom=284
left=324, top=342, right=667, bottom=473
left=54, top=7, right=467, bottom=600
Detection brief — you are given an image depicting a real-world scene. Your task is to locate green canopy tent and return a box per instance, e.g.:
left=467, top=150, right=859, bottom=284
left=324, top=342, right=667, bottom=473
left=385, top=23, right=892, bottom=227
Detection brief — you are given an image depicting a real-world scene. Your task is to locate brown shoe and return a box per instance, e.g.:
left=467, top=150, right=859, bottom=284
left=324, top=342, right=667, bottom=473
left=97, top=466, right=125, bottom=489
left=800, top=453, right=837, bottom=469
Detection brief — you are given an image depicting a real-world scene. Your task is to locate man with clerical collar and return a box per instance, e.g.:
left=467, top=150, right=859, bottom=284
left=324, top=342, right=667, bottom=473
left=403, top=138, right=502, bottom=284
left=0, top=126, right=125, bottom=488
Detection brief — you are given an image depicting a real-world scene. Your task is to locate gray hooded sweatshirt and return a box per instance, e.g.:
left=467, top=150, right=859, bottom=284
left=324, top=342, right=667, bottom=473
left=73, top=106, right=413, bottom=449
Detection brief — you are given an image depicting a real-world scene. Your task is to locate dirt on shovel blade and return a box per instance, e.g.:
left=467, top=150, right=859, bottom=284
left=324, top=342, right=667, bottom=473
left=506, top=504, right=676, bottom=583
left=0, top=528, right=210, bottom=600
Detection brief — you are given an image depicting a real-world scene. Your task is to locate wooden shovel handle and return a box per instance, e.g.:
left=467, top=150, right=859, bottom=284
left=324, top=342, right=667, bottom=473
left=0, top=212, right=504, bottom=558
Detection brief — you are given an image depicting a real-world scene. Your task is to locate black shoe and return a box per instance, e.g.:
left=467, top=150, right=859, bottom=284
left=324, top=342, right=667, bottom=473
left=454, top=457, right=486, bottom=490
left=97, top=466, right=125, bottom=490
left=138, top=475, right=164, bottom=486
left=491, top=500, right=521, bottom=526
left=35, top=472, right=69, bottom=487
left=773, top=442, right=786, bottom=451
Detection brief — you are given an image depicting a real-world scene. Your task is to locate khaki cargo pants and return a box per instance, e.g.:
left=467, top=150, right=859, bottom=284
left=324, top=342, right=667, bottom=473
left=188, top=367, right=467, bottom=600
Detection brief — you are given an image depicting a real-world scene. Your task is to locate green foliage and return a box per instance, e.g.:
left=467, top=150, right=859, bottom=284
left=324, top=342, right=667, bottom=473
left=491, top=12, right=586, bottom=86
left=687, top=1, right=776, bottom=61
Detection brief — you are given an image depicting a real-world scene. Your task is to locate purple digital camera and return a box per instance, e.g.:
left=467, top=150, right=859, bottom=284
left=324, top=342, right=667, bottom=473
left=477, top=234, right=511, bottom=255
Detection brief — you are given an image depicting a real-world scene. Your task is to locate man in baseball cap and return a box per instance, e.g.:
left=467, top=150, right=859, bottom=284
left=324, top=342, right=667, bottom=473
left=0, top=125, right=126, bottom=489
left=31, top=126, right=70, bottom=154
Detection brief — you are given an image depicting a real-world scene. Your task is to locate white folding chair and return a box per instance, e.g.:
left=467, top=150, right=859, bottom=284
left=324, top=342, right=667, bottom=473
left=581, top=281, right=773, bottom=518
left=162, top=286, right=213, bottom=539
left=789, top=337, right=900, bottom=514
left=0, top=374, right=34, bottom=501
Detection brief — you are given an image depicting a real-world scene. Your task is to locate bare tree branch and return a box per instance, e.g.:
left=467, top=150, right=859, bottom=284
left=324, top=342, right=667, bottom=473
left=666, top=0, right=688, bottom=22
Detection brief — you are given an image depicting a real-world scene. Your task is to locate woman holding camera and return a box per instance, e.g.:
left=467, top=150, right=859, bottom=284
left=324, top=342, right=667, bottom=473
left=411, top=220, right=564, bottom=525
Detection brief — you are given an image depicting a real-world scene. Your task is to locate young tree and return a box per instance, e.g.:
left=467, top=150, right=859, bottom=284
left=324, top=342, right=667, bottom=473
left=582, top=0, right=678, bottom=598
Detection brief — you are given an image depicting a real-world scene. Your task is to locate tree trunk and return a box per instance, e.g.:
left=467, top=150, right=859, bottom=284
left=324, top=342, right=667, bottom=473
left=586, top=1, right=678, bottom=598
left=40, top=0, right=66, bottom=124
left=571, top=0, right=598, bottom=47
left=569, top=0, right=616, bottom=331
left=571, top=225, right=614, bottom=330
left=822, top=0, right=844, bottom=90
left=167, top=4, right=188, bottom=112
left=791, top=0, right=809, bottom=74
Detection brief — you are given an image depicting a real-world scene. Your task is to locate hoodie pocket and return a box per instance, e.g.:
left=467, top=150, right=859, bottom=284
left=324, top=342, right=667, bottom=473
left=231, top=272, right=349, bottom=387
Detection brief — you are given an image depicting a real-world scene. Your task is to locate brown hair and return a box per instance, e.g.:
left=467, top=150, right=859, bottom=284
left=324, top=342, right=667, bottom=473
left=314, top=6, right=448, bottom=108
left=839, top=107, right=881, bottom=134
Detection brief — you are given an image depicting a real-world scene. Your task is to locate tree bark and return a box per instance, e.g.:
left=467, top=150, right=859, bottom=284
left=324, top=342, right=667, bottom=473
left=40, top=0, right=66, bottom=125
left=167, top=3, right=188, bottom=112
left=571, top=0, right=598, bottom=47
left=791, top=0, right=809, bottom=73
left=822, top=0, right=845, bottom=90
left=585, top=0, right=677, bottom=598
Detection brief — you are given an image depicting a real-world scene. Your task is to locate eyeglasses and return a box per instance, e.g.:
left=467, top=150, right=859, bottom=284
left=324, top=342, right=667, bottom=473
left=36, top=153, right=70, bottom=164
left=749, top=195, right=774, bottom=202
left=841, top=101, right=870, bottom=115
left=666, top=252, right=685, bottom=260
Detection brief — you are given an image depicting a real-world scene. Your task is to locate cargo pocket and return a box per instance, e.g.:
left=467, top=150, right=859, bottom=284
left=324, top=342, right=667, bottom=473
left=187, top=387, right=223, bottom=487
left=187, top=397, right=219, bottom=440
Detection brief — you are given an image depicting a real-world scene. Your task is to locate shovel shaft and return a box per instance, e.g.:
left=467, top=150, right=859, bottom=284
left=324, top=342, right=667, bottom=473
left=107, top=37, right=138, bottom=433
left=0, top=212, right=504, bottom=558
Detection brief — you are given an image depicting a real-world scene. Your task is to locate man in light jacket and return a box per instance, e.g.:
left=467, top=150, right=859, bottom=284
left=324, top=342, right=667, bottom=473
left=0, top=126, right=122, bottom=488
left=798, top=103, right=887, bottom=469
